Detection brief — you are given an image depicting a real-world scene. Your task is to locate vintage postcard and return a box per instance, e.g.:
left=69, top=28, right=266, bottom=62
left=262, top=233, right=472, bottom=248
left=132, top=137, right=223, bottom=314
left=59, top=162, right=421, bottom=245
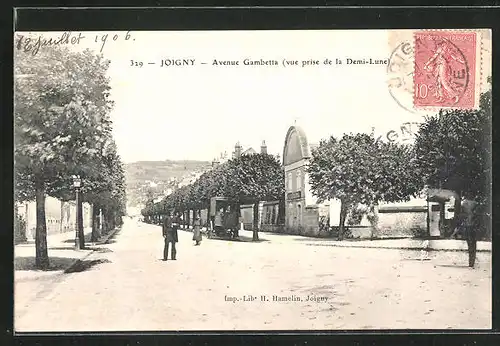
left=14, top=29, right=492, bottom=332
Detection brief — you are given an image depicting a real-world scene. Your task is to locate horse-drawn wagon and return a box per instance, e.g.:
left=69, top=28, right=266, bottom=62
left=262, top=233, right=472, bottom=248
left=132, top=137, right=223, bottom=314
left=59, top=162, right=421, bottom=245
left=207, top=197, right=240, bottom=239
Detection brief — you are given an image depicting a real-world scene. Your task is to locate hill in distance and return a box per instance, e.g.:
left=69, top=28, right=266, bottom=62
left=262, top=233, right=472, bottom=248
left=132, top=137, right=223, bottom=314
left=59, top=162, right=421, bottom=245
left=125, top=159, right=212, bottom=207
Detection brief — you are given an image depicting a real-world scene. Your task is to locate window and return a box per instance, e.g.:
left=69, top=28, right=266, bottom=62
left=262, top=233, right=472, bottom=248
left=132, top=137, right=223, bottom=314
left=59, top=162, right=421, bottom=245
left=287, top=172, right=293, bottom=192
left=296, top=170, right=302, bottom=190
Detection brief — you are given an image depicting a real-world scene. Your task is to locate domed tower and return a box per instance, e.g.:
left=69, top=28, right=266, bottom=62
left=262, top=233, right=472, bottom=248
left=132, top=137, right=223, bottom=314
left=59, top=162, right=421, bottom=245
left=260, top=140, right=268, bottom=154
left=233, top=141, right=243, bottom=159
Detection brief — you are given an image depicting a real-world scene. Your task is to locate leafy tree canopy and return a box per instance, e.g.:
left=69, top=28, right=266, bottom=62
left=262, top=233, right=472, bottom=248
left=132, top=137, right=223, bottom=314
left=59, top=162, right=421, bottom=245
left=414, top=82, right=491, bottom=204
left=307, top=133, right=422, bottom=208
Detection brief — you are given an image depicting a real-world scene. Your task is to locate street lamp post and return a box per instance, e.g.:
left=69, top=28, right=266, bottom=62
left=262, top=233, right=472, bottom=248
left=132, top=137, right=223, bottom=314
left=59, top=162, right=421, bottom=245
left=73, top=175, right=84, bottom=249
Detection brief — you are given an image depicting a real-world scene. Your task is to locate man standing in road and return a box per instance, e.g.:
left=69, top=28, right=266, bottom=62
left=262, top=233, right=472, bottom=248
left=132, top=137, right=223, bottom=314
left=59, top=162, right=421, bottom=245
left=461, top=198, right=478, bottom=268
left=162, top=211, right=179, bottom=261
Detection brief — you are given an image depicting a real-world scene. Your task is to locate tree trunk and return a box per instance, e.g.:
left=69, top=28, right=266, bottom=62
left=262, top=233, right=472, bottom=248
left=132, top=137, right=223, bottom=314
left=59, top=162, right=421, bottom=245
left=452, top=191, right=462, bottom=238
left=59, top=200, right=64, bottom=233
left=252, top=202, right=259, bottom=241
left=112, top=211, right=117, bottom=229
left=91, top=204, right=100, bottom=242
left=35, top=181, right=49, bottom=269
left=97, top=208, right=102, bottom=234
left=101, top=210, right=107, bottom=234
left=438, top=201, right=445, bottom=237
left=338, top=200, right=348, bottom=241
left=186, top=209, right=191, bottom=229
left=99, top=208, right=104, bottom=230
left=76, top=192, right=85, bottom=249
left=207, top=203, right=211, bottom=230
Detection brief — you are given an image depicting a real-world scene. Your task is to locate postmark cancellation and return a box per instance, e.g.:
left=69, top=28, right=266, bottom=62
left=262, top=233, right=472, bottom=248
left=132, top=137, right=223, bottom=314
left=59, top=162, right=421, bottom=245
left=388, top=29, right=488, bottom=113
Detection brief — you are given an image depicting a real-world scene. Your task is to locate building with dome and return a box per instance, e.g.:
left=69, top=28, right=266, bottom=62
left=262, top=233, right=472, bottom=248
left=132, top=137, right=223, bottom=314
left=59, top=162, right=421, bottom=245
left=282, top=125, right=336, bottom=236
left=281, top=124, right=451, bottom=238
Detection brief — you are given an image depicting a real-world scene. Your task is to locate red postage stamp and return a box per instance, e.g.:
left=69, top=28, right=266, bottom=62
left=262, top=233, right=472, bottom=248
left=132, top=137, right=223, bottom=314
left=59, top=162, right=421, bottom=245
left=413, top=31, right=477, bottom=109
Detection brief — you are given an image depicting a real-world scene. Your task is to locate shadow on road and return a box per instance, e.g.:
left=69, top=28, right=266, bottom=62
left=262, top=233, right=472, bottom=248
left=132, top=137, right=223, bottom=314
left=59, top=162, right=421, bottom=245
left=208, top=235, right=270, bottom=243
left=292, top=236, right=411, bottom=242
left=49, top=246, right=86, bottom=251
left=15, top=256, right=79, bottom=271
left=48, top=245, right=114, bottom=253
left=60, top=228, right=122, bottom=245
left=85, top=246, right=114, bottom=253
left=15, top=240, right=36, bottom=246
left=62, top=233, right=94, bottom=243
left=105, top=227, right=122, bottom=242
left=64, top=258, right=112, bottom=274
left=434, top=264, right=471, bottom=269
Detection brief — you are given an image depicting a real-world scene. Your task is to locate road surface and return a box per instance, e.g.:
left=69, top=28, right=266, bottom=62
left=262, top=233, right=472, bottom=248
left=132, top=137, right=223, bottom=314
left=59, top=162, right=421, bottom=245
left=15, top=218, right=491, bottom=331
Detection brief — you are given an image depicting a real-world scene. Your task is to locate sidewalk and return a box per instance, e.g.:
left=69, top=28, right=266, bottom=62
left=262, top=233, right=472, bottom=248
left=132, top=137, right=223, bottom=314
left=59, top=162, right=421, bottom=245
left=297, top=237, right=491, bottom=252
left=239, top=229, right=492, bottom=252
left=14, top=226, right=121, bottom=319
left=15, top=227, right=121, bottom=274
left=175, top=226, right=491, bottom=252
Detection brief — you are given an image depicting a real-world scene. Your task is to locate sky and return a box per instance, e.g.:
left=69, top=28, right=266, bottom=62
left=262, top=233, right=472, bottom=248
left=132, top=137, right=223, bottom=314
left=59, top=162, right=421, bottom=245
left=16, top=30, right=492, bottom=163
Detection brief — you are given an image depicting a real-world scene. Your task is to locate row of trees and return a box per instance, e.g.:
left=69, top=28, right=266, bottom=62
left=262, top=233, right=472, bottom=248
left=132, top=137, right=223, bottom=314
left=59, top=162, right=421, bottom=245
left=141, top=80, right=491, bottom=261
left=15, top=43, right=126, bottom=269
left=141, top=153, right=285, bottom=240
left=308, top=81, right=491, bottom=260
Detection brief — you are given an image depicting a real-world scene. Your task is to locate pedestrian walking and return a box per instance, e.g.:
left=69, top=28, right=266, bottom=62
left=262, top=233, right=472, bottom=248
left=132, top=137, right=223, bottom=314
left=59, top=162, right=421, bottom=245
left=162, top=211, right=179, bottom=261
left=192, top=213, right=202, bottom=246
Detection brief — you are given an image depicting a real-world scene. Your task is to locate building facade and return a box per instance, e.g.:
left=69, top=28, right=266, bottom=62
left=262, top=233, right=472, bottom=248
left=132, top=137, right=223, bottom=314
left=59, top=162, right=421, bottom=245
left=282, top=126, right=336, bottom=236
left=281, top=125, right=443, bottom=238
left=17, top=196, right=93, bottom=240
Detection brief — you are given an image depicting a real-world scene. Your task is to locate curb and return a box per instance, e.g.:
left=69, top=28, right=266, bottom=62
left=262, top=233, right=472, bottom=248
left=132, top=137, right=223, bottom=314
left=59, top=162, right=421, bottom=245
left=305, top=243, right=492, bottom=252
left=64, top=226, right=122, bottom=273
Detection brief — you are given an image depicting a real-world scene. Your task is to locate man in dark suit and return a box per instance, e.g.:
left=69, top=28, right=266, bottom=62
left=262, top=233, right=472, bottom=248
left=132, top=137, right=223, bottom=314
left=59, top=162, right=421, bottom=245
left=162, top=211, right=179, bottom=261
left=462, top=199, right=478, bottom=268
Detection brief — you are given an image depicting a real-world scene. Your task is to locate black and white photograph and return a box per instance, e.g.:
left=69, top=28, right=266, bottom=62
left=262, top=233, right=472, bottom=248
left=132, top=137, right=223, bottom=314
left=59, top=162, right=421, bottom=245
left=13, top=28, right=492, bottom=331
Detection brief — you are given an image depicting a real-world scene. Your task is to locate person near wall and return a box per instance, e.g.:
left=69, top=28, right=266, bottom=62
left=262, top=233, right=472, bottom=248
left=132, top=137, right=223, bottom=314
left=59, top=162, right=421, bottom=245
left=192, top=214, right=202, bottom=246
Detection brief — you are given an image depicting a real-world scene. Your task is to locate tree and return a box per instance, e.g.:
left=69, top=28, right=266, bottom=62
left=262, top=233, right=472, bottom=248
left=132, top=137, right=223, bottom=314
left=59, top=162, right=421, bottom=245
left=157, top=153, right=284, bottom=240
left=415, top=85, right=491, bottom=205
left=224, top=153, right=285, bottom=240
left=414, top=80, right=491, bottom=266
left=307, top=133, right=422, bottom=240
left=15, top=45, right=114, bottom=267
left=85, top=140, right=126, bottom=240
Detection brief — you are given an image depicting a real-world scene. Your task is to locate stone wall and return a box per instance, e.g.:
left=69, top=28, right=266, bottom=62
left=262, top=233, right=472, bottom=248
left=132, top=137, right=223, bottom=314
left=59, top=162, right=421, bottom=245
left=240, top=204, right=254, bottom=230
left=301, top=206, right=320, bottom=236
left=376, top=210, right=427, bottom=237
